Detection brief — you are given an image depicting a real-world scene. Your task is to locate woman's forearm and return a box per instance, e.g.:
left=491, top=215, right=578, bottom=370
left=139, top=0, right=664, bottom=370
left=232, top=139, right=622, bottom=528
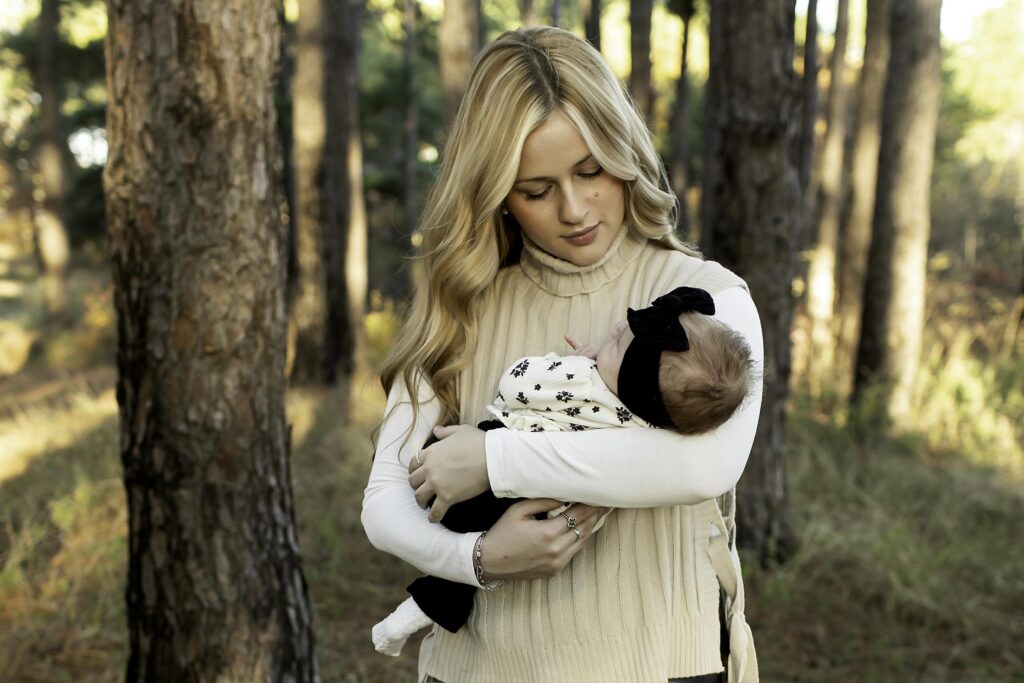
left=361, top=376, right=482, bottom=586
left=484, top=286, right=764, bottom=507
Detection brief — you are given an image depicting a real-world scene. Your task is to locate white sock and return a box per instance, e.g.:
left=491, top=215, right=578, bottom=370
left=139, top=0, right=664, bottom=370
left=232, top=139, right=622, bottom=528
left=371, top=597, right=434, bottom=657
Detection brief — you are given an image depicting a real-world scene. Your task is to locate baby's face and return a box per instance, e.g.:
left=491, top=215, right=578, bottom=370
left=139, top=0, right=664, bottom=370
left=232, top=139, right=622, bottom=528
left=595, top=319, right=634, bottom=394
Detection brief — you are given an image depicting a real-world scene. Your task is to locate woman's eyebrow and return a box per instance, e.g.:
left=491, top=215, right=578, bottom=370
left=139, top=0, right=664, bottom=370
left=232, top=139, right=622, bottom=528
left=514, top=154, right=594, bottom=184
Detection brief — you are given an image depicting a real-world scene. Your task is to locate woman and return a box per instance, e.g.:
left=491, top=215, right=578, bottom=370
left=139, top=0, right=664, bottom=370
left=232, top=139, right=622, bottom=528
left=362, top=26, right=761, bottom=683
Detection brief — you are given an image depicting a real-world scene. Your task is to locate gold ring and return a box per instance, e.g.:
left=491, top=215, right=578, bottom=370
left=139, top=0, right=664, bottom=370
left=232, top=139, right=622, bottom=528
left=560, top=512, right=578, bottom=529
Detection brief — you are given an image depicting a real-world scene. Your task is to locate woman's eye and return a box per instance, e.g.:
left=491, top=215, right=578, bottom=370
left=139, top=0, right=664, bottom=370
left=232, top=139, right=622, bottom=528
left=580, top=168, right=603, bottom=178
left=525, top=188, right=550, bottom=201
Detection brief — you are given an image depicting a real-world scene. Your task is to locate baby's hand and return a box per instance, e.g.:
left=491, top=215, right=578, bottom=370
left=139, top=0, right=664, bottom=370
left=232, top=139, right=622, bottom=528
left=564, top=335, right=599, bottom=360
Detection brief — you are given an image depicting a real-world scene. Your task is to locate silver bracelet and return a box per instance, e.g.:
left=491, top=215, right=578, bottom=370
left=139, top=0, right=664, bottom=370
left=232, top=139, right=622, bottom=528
left=473, top=531, right=503, bottom=591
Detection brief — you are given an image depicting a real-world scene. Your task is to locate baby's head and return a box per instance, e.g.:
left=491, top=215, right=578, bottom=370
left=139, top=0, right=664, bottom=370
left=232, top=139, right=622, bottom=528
left=595, top=288, right=753, bottom=435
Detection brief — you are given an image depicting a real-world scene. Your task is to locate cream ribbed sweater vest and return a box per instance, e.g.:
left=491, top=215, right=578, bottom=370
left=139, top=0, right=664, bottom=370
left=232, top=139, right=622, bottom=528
left=424, top=228, right=746, bottom=683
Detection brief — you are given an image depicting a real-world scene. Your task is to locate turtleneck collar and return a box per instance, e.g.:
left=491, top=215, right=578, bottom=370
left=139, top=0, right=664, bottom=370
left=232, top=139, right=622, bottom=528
left=518, top=226, right=648, bottom=296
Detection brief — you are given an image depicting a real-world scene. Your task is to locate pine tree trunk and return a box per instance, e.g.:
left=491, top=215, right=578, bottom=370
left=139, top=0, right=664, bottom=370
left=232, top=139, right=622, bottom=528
left=103, top=2, right=320, bottom=680
left=854, top=0, right=943, bottom=421
left=339, top=0, right=369, bottom=380
left=520, top=0, right=539, bottom=26
left=804, top=0, right=851, bottom=396
left=400, top=0, right=419, bottom=300
left=292, top=0, right=329, bottom=382
left=323, top=1, right=352, bottom=386
left=699, top=0, right=722, bottom=256
left=440, top=0, right=480, bottom=128
left=277, top=0, right=300, bottom=378
left=551, top=0, right=561, bottom=26
left=705, top=0, right=801, bottom=566
left=36, top=0, right=70, bottom=319
left=629, top=0, right=655, bottom=127
left=834, top=0, right=892, bottom=401
left=671, top=12, right=693, bottom=235
left=582, top=0, right=602, bottom=51
left=794, top=0, right=819, bottom=196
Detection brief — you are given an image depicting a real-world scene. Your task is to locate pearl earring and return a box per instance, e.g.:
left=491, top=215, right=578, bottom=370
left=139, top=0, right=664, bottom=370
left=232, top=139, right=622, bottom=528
left=501, top=207, right=510, bottom=215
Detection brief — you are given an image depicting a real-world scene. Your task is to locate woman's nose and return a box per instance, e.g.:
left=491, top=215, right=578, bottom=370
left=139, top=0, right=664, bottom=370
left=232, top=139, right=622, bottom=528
left=558, top=185, right=587, bottom=225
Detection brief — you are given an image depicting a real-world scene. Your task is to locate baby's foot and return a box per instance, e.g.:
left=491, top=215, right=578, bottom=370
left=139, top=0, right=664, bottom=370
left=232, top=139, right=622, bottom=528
left=371, top=597, right=434, bottom=656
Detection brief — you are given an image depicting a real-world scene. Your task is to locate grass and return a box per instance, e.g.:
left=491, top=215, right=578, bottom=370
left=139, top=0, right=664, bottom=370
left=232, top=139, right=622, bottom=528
left=0, top=238, right=1021, bottom=681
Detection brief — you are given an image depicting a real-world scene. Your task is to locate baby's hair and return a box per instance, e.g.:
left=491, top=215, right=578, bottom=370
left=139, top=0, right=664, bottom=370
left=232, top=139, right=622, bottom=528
left=657, top=313, right=754, bottom=435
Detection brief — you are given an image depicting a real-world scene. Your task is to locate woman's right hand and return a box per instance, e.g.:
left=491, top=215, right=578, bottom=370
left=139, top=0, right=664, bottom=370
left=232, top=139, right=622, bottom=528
left=479, top=499, right=611, bottom=580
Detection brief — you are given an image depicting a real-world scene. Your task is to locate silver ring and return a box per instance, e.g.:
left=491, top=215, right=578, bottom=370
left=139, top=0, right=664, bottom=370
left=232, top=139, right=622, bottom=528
left=572, top=528, right=581, bottom=541
left=560, top=512, right=577, bottom=529
left=414, top=452, right=422, bottom=466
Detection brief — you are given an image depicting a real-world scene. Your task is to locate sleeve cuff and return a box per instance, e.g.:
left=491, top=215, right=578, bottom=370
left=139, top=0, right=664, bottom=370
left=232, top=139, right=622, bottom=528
left=458, top=529, right=485, bottom=587
left=484, top=428, right=514, bottom=498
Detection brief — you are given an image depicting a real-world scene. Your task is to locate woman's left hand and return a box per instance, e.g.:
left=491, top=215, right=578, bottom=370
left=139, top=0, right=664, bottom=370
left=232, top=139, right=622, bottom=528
left=408, top=424, right=490, bottom=522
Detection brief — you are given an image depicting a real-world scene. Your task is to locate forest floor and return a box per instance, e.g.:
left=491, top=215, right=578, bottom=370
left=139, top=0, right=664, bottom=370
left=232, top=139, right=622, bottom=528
left=1, top=235, right=1022, bottom=682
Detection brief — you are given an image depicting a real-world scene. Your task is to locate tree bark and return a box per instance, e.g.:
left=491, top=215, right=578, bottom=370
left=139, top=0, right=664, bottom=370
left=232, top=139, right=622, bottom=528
left=440, top=0, right=480, bottom=128
left=670, top=1, right=695, bottom=235
left=36, top=0, right=70, bottom=319
left=103, top=1, right=320, bottom=680
left=292, top=0, right=329, bottom=382
left=854, top=0, right=943, bottom=421
left=834, top=0, right=891, bottom=401
left=629, top=0, right=655, bottom=127
left=551, top=0, right=562, bottom=26
left=277, top=0, right=300, bottom=378
left=794, top=0, right=819, bottom=195
left=582, top=0, right=601, bottom=51
left=705, top=0, right=801, bottom=566
left=804, top=0, right=851, bottom=396
left=399, top=0, right=419, bottom=300
left=333, top=0, right=369, bottom=382
left=699, top=0, right=722, bottom=256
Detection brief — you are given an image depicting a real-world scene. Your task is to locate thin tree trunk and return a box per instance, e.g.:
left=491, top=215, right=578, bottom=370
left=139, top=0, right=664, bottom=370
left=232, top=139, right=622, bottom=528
left=277, top=0, right=300, bottom=378
left=671, top=8, right=693, bottom=235
left=629, top=0, right=655, bottom=127
left=36, top=0, right=70, bottom=319
left=705, top=0, right=801, bottom=566
left=834, top=0, right=892, bottom=401
left=854, top=0, right=943, bottom=421
left=794, top=0, right=819, bottom=195
left=551, top=0, right=561, bottom=26
left=440, top=0, right=480, bottom=128
left=582, top=0, right=601, bottom=51
left=400, top=0, right=419, bottom=299
left=699, top=0, right=722, bottom=256
left=103, top=1, right=320, bottom=679
left=340, top=0, right=369, bottom=380
left=292, top=0, right=329, bottom=382
left=520, top=0, right=539, bottom=26
left=804, top=0, right=851, bottom=396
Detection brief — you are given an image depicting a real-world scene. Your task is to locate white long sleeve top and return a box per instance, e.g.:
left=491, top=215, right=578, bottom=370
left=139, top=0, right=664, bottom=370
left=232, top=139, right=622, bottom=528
left=361, top=228, right=763, bottom=681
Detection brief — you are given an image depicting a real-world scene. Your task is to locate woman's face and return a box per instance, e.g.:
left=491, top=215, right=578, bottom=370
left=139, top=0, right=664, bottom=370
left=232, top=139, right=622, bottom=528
left=504, top=111, right=627, bottom=267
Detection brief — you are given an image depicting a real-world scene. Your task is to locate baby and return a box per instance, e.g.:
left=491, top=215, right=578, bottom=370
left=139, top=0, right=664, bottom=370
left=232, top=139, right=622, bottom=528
left=372, top=286, right=754, bottom=656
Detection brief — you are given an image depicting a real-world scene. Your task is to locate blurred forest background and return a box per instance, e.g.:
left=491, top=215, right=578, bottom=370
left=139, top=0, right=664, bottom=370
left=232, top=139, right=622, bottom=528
left=0, top=0, right=1021, bottom=681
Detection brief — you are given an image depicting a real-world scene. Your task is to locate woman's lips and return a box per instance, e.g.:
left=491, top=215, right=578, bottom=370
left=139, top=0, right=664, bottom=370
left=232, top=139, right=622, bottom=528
left=563, top=224, right=599, bottom=246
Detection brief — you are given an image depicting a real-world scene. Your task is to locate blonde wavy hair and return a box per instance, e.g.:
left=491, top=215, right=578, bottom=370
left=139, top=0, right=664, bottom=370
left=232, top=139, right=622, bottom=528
left=380, top=26, right=700, bottom=433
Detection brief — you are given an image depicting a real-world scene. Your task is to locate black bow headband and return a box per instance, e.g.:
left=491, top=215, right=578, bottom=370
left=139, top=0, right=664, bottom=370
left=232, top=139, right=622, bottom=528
left=617, top=286, right=716, bottom=428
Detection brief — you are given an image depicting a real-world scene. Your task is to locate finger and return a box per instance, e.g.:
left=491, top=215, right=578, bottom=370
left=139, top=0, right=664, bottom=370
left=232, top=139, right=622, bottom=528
left=513, top=498, right=570, bottom=517
left=414, top=483, right=435, bottom=509
left=432, top=424, right=456, bottom=439
left=428, top=497, right=450, bottom=523
left=407, top=451, right=425, bottom=474
left=564, top=335, right=579, bottom=350
left=408, top=466, right=426, bottom=489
